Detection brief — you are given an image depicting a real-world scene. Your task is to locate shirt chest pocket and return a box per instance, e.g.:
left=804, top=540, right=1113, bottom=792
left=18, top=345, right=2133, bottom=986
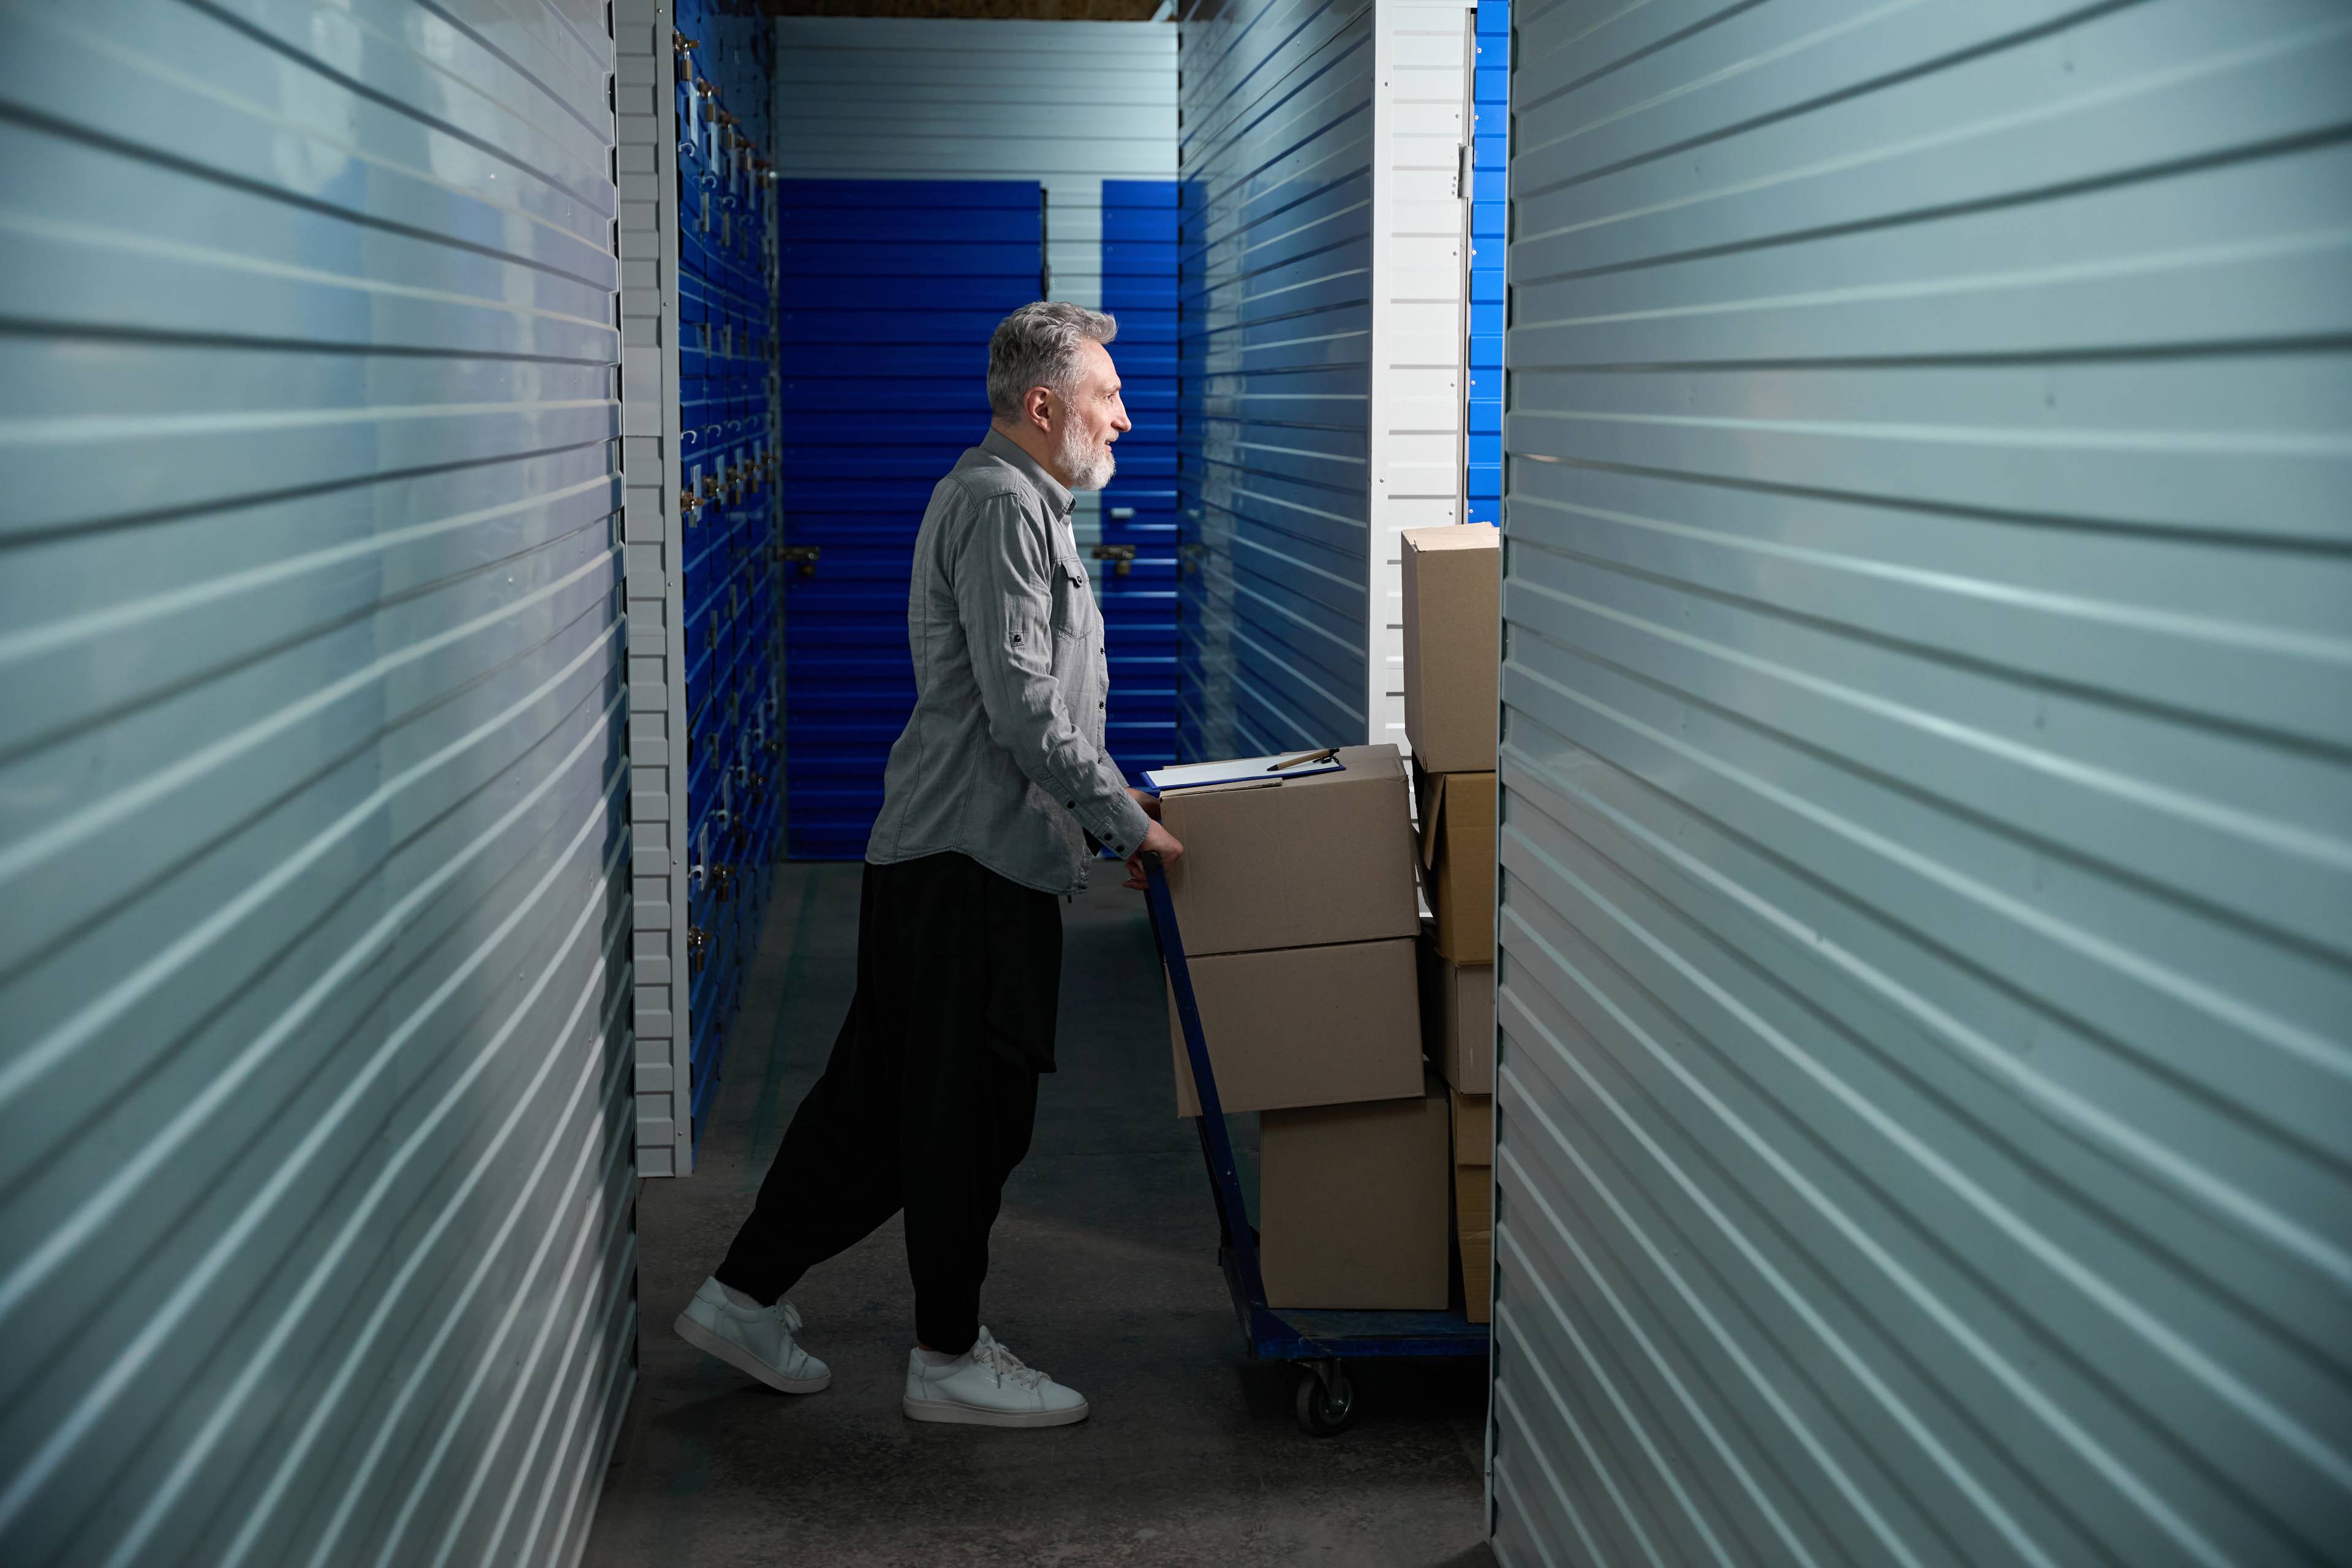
left=1049, top=554, right=1093, bottom=642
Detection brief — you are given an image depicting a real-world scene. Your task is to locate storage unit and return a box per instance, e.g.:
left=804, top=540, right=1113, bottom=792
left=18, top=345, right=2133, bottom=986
left=619, top=0, right=782, bottom=1175
left=1177, top=0, right=1479, bottom=762
left=0, top=2, right=636, bottom=1561
left=1490, top=4, right=2352, bottom=1564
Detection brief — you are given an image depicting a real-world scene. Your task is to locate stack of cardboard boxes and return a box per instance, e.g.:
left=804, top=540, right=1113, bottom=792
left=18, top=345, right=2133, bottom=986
left=1158, top=747, right=1452, bottom=1309
left=1152, top=526, right=1501, bottom=1316
left=1403, top=525, right=1500, bottom=1323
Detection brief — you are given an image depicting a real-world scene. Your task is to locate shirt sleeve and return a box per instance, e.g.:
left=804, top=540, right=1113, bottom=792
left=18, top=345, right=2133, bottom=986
left=951, top=491, right=1155, bottom=858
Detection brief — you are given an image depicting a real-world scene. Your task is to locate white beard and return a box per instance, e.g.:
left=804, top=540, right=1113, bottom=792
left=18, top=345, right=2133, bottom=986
left=1055, top=421, right=1117, bottom=491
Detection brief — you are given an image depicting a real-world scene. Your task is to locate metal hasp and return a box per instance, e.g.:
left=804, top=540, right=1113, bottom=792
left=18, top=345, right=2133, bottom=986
left=1142, top=859, right=1488, bottom=1437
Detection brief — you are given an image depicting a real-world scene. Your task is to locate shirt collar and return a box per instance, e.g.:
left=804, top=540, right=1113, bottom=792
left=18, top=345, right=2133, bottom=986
left=981, top=427, right=1073, bottom=518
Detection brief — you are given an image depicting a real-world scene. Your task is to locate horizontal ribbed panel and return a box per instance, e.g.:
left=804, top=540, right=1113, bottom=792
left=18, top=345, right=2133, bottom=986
left=1490, top=2, right=2352, bottom=1565
left=0, top=3, right=638, bottom=1564
left=1176, top=0, right=1378, bottom=758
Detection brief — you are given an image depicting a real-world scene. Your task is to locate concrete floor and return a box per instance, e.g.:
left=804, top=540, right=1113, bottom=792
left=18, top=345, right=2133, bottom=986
left=585, top=863, right=1494, bottom=1568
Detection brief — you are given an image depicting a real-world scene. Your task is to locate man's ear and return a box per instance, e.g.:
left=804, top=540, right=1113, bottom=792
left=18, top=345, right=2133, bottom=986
left=1027, top=385, right=1054, bottom=430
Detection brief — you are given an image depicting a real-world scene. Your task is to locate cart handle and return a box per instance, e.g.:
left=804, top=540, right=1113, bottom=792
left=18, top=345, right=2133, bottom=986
left=1142, top=854, right=1269, bottom=1310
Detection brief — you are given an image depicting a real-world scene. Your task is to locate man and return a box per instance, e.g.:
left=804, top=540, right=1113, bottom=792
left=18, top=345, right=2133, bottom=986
left=673, top=302, right=1185, bottom=1428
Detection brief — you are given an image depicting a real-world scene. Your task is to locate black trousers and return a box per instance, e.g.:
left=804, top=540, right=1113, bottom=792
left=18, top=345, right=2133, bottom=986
left=715, top=852, right=1061, bottom=1354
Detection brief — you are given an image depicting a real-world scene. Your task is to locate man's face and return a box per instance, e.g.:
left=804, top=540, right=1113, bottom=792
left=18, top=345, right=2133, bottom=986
left=1046, top=337, right=1129, bottom=491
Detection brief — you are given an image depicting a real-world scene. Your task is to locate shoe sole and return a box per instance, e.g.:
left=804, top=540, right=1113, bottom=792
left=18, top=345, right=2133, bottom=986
left=901, top=1395, right=1091, bottom=1428
left=674, top=1313, right=832, bottom=1395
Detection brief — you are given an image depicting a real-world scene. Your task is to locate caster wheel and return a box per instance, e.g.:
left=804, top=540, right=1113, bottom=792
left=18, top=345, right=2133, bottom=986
left=1295, top=1365, right=1358, bottom=1436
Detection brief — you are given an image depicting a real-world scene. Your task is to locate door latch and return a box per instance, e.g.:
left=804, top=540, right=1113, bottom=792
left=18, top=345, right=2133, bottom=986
left=776, top=544, right=821, bottom=578
left=1091, top=543, right=1137, bottom=577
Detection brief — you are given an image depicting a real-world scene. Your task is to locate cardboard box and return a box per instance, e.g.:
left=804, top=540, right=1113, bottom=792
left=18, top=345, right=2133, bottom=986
left=1452, top=1087, right=1494, bottom=1323
left=1457, top=1193, right=1493, bottom=1324
left=1452, top=1086, right=1493, bottom=1167
left=1401, top=526, right=1500, bottom=774
left=1168, top=938, right=1424, bottom=1117
left=1261, top=1077, right=1452, bottom=1310
left=1415, top=760, right=1496, bottom=962
left=1419, top=940, right=1495, bottom=1095
left=1158, top=744, right=1420, bottom=959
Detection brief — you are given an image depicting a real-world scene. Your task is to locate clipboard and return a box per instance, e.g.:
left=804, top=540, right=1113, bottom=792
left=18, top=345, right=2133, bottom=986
left=1142, top=751, right=1346, bottom=794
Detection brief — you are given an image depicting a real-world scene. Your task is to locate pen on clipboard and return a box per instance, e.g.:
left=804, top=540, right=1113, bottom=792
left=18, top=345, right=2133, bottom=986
left=1266, top=748, right=1339, bottom=772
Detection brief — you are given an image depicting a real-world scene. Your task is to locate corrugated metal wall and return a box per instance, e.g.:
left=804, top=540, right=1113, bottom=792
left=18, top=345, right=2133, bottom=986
left=0, top=4, right=638, bottom=1565
left=1490, top=3, right=2352, bottom=1565
left=1175, top=0, right=1378, bottom=759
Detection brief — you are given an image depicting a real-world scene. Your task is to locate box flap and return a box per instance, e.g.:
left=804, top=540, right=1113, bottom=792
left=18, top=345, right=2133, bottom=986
left=1403, top=524, right=1501, bottom=554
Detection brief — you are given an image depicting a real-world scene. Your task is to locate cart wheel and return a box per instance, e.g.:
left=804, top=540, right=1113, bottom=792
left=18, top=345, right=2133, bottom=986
left=1295, top=1364, right=1357, bottom=1437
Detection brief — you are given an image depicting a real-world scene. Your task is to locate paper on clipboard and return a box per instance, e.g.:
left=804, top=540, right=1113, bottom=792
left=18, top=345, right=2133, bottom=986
left=1141, top=752, right=1346, bottom=794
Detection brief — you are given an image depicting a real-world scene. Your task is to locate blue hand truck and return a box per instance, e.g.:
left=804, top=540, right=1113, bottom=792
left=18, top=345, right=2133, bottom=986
left=1142, top=858, right=1492, bottom=1436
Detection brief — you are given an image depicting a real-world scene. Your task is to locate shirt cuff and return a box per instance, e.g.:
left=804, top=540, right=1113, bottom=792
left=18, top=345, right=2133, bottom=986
left=1065, top=778, right=1152, bottom=859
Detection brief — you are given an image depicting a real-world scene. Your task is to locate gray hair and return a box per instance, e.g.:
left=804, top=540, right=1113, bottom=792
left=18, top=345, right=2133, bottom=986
left=987, top=301, right=1118, bottom=420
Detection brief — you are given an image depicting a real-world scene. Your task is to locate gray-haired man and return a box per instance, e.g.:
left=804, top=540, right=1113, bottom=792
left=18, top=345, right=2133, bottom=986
left=674, top=303, right=1185, bottom=1428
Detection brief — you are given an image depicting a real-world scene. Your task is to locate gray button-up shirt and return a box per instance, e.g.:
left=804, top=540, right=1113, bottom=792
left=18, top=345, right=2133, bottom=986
left=867, top=428, right=1154, bottom=894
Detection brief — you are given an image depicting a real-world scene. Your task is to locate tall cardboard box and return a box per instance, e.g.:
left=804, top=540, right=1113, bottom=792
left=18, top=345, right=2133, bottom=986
left=1261, top=1077, right=1452, bottom=1310
left=1451, top=1088, right=1494, bottom=1324
left=1415, top=760, right=1495, bottom=962
left=1401, top=526, right=1500, bottom=774
left=1168, top=938, right=1425, bottom=1117
left=1158, top=744, right=1419, bottom=958
left=1419, top=937, right=1495, bottom=1094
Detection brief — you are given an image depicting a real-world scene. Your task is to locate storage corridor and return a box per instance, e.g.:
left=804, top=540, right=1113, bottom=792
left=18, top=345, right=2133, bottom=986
left=584, top=867, right=1493, bottom=1567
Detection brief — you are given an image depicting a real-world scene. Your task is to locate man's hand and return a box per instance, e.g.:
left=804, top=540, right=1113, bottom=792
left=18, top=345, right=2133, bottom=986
left=1122, top=820, right=1184, bottom=891
left=1128, top=786, right=1162, bottom=821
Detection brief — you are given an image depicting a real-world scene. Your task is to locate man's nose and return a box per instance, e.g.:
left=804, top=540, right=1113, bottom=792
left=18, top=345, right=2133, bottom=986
left=1112, top=406, right=1133, bottom=432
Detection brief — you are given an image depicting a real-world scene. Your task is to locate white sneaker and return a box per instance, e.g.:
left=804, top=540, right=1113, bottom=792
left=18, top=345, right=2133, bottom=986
left=674, top=1276, right=831, bottom=1393
left=902, top=1327, right=1090, bottom=1428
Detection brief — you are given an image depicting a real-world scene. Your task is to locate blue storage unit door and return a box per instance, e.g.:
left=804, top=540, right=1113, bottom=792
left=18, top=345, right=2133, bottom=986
left=776, top=180, right=1045, bottom=860
left=1466, top=0, right=1507, bottom=526
left=672, top=12, right=780, bottom=1156
left=1098, top=180, right=1182, bottom=779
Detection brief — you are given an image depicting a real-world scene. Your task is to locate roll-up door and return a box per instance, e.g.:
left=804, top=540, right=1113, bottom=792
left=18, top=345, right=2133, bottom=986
left=1464, top=0, right=1506, bottom=527
left=1490, top=5, right=2352, bottom=1565
left=0, top=2, right=636, bottom=1561
left=671, top=8, right=782, bottom=1163
left=1099, top=179, right=1183, bottom=779
left=777, top=180, right=1045, bottom=859
left=1176, top=0, right=1378, bottom=761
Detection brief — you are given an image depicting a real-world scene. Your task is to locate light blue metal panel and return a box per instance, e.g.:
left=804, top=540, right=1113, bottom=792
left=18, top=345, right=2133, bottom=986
left=0, top=4, right=636, bottom=1566
left=1175, top=0, right=1377, bottom=761
left=1490, top=3, right=2352, bottom=1566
